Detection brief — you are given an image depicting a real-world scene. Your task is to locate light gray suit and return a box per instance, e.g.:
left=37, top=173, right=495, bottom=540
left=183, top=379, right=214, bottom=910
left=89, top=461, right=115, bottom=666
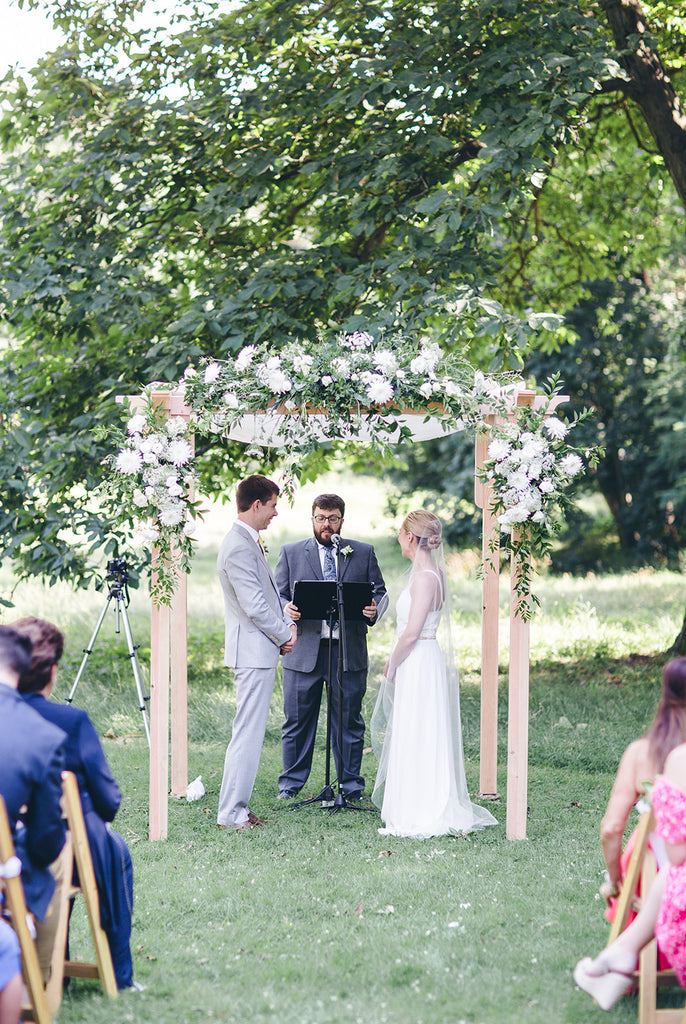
left=217, top=521, right=293, bottom=827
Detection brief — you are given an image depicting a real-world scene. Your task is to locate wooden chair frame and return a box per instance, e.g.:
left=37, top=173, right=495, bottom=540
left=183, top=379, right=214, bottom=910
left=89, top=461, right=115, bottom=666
left=608, top=810, right=686, bottom=1024
left=61, top=771, right=118, bottom=998
left=0, top=794, right=71, bottom=1024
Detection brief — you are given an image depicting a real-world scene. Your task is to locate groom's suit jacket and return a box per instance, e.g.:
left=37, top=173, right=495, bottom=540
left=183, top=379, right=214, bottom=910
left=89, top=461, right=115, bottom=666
left=218, top=522, right=292, bottom=668
left=275, top=536, right=387, bottom=675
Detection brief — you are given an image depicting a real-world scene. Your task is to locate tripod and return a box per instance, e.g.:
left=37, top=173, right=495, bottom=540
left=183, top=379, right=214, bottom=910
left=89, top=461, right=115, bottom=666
left=66, top=559, right=151, bottom=746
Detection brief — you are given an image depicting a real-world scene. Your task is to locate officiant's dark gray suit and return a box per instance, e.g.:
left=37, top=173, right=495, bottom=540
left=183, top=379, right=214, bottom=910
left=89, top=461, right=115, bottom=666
left=216, top=521, right=293, bottom=828
left=275, top=537, right=387, bottom=797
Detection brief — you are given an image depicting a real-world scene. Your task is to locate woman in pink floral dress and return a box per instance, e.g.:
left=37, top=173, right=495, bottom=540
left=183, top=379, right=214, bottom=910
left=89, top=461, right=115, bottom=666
left=574, top=742, right=686, bottom=1010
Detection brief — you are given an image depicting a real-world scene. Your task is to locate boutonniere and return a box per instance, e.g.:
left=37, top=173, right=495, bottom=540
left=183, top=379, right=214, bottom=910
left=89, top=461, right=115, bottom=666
left=341, top=545, right=354, bottom=560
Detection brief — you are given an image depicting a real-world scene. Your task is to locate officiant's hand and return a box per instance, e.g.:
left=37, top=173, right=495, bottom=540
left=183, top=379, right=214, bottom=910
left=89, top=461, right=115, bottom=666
left=285, top=601, right=301, bottom=621
left=362, top=598, right=378, bottom=620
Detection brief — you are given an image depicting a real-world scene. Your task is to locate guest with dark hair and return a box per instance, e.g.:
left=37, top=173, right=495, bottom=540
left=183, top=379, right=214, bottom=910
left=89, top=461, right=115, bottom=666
left=0, top=624, right=67, bottom=983
left=11, top=616, right=141, bottom=992
left=600, top=658, right=686, bottom=927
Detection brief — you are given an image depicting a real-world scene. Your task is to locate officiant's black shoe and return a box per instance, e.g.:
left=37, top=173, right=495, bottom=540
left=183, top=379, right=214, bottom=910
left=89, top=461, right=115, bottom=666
left=277, top=789, right=300, bottom=799
left=345, top=790, right=365, bottom=802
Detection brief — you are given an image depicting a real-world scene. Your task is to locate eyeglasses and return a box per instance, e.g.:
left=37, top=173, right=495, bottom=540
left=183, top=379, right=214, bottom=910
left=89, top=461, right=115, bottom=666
left=313, top=514, right=342, bottom=525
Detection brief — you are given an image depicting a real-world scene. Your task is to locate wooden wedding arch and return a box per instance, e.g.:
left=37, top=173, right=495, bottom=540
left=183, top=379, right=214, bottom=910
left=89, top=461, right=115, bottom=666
left=124, top=385, right=566, bottom=843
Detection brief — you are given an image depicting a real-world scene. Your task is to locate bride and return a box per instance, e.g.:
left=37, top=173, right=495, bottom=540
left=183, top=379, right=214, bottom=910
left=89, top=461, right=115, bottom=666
left=371, top=510, right=497, bottom=838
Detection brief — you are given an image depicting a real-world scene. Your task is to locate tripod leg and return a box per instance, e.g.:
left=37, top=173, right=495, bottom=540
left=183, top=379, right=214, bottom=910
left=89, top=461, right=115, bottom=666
left=117, top=597, right=151, bottom=747
left=66, top=595, right=113, bottom=704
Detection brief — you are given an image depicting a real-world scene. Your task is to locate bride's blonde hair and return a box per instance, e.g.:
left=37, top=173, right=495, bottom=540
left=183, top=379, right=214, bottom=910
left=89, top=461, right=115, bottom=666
left=402, top=509, right=442, bottom=551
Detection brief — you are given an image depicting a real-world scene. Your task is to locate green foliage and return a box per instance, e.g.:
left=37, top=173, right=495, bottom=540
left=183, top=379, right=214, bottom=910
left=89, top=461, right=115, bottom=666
left=0, top=0, right=684, bottom=589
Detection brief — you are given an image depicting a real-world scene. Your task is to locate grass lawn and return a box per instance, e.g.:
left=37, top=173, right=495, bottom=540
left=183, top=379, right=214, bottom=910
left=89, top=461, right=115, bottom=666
left=2, top=476, right=686, bottom=1023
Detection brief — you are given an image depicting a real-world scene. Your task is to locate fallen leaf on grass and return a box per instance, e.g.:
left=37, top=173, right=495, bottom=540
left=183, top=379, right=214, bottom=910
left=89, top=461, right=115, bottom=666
left=378, top=850, right=393, bottom=857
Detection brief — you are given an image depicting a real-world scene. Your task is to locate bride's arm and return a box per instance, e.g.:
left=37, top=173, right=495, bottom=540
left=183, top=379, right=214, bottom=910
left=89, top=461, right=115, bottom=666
left=385, top=572, right=438, bottom=683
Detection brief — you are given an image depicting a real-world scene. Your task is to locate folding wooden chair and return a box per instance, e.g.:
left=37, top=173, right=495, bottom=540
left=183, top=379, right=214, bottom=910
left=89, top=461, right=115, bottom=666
left=0, top=793, right=71, bottom=1024
left=61, top=771, right=118, bottom=998
left=607, top=809, right=686, bottom=1024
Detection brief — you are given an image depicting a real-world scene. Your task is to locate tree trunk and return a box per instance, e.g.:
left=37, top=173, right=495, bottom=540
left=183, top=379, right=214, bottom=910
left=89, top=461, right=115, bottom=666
left=600, top=0, right=686, bottom=210
left=668, top=608, right=686, bottom=655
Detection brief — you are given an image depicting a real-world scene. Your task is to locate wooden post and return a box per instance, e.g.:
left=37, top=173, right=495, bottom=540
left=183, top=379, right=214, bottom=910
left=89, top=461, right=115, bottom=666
left=474, top=422, right=500, bottom=797
left=506, top=534, right=531, bottom=840
left=119, top=389, right=192, bottom=839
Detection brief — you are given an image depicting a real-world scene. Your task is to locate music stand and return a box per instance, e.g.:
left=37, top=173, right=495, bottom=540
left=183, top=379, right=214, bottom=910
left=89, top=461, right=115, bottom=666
left=287, top=578, right=372, bottom=813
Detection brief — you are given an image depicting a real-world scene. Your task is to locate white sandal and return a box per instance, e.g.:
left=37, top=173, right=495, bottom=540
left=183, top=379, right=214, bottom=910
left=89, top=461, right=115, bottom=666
left=573, top=957, right=634, bottom=1010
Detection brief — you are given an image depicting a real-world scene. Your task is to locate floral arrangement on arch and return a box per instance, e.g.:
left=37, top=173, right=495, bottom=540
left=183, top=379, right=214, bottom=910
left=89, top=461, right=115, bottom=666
left=106, top=396, right=199, bottom=606
left=478, top=379, right=599, bottom=619
left=106, top=331, right=598, bottom=609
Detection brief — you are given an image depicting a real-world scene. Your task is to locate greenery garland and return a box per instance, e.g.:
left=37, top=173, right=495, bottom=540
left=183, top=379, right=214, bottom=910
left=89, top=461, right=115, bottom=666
left=106, top=332, right=598, bottom=610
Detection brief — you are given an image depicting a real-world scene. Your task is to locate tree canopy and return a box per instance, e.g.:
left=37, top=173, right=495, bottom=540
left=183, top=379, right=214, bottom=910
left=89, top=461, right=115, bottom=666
left=0, top=0, right=684, bottom=588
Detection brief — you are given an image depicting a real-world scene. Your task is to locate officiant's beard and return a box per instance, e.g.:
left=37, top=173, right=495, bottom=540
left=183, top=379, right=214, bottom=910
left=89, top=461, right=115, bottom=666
left=311, top=516, right=343, bottom=547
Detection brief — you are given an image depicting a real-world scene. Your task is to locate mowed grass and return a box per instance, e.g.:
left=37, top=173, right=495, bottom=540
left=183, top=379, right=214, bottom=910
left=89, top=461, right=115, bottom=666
left=2, top=475, right=686, bottom=1024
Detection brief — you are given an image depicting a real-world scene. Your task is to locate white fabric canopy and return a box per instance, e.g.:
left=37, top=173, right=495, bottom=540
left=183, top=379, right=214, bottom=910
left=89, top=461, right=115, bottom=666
left=224, top=411, right=463, bottom=446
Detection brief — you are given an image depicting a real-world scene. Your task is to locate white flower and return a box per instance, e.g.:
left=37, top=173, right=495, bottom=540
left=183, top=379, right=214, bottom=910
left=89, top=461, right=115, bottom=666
left=532, top=510, right=546, bottom=523
left=506, top=469, right=530, bottom=492
left=183, top=520, right=196, bottom=537
left=116, top=449, right=143, bottom=475
left=322, top=375, right=334, bottom=386
left=235, top=345, right=257, bottom=370
left=374, top=350, right=398, bottom=375
left=366, top=375, right=394, bottom=404
left=419, top=381, right=433, bottom=400
left=344, top=331, right=373, bottom=349
left=539, top=478, right=555, bottom=493
left=143, top=466, right=168, bottom=485
left=559, top=453, right=583, bottom=476
left=223, top=392, right=239, bottom=408
left=132, top=488, right=149, bottom=507
left=127, top=414, right=147, bottom=435
left=526, top=459, right=543, bottom=480
left=204, top=362, right=222, bottom=383
left=166, top=416, right=188, bottom=436
left=488, top=438, right=512, bottom=461
left=332, top=357, right=351, bottom=378
left=443, top=380, right=463, bottom=398
left=183, top=366, right=198, bottom=379
left=267, top=369, right=292, bottom=394
left=166, top=475, right=183, bottom=496
left=167, top=438, right=193, bottom=465
left=158, top=505, right=185, bottom=527
left=292, top=353, right=314, bottom=375
left=544, top=417, right=568, bottom=440
left=139, top=436, right=165, bottom=460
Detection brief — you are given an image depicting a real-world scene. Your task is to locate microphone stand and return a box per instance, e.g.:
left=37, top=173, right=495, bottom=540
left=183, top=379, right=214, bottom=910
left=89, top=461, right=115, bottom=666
left=329, top=535, right=372, bottom=815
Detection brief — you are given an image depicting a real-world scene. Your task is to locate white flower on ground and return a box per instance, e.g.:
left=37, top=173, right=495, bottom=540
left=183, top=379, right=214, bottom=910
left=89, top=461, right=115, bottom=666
left=204, top=362, right=222, bottom=384
left=116, top=449, right=143, bottom=474
left=559, top=453, right=583, bottom=476
left=127, top=414, right=147, bottom=435
left=366, top=375, right=394, bottom=404
left=235, top=345, right=257, bottom=370
left=167, top=438, right=193, bottom=465
left=544, top=416, right=569, bottom=440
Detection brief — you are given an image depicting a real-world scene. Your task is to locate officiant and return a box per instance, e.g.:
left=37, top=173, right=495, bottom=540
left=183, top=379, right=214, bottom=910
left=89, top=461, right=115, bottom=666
left=274, top=493, right=387, bottom=801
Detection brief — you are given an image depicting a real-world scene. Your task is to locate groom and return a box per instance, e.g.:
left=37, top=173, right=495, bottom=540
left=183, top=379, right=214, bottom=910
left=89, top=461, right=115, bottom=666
left=275, top=493, right=387, bottom=800
left=216, top=475, right=297, bottom=830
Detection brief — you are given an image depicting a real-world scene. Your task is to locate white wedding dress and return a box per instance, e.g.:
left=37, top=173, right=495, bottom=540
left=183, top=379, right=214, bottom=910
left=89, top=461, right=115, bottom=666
left=372, top=573, right=497, bottom=838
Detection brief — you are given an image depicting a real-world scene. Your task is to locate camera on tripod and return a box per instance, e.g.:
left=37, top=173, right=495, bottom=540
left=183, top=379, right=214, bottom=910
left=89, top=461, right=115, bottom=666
left=106, top=557, right=129, bottom=582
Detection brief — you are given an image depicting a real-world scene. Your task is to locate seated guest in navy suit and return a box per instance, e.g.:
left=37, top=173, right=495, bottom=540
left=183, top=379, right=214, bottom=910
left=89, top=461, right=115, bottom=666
left=12, top=616, right=139, bottom=992
left=0, top=625, right=67, bottom=981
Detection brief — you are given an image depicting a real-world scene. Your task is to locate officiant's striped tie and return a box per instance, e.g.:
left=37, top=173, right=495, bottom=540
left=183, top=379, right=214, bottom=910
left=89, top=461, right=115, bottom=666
left=323, top=546, right=338, bottom=632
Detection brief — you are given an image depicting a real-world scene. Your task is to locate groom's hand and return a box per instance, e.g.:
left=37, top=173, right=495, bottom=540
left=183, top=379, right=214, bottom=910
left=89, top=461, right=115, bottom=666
left=280, top=624, right=297, bottom=654
left=285, top=601, right=301, bottom=622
